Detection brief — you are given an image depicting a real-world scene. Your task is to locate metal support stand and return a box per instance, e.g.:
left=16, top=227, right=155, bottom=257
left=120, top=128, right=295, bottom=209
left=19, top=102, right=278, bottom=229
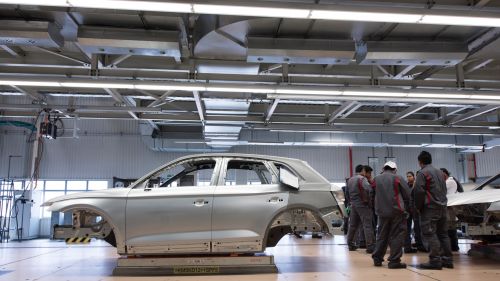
left=468, top=243, right=500, bottom=261
left=112, top=254, right=278, bottom=276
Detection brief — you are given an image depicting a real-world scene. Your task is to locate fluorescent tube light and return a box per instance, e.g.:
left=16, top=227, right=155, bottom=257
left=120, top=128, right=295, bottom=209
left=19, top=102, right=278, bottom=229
left=135, top=84, right=206, bottom=92
left=0, top=80, right=60, bottom=87
left=420, top=15, right=500, bottom=28
left=0, top=0, right=69, bottom=6
left=206, top=86, right=274, bottom=93
left=343, top=91, right=407, bottom=97
left=69, top=0, right=193, bottom=13
left=193, top=4, right=310, bottom=19
left=310, top=10, right=422, bottom=23
left=474, top=95, right=500, bottom=100
left=276, top=89, right=342, bottom=95
left=60, top=82, right=135, bottom=89
left=407, top=93, right=470, bottom=99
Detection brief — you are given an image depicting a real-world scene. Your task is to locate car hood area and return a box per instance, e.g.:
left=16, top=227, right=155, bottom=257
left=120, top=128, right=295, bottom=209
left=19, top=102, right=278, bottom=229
left=41, top=188, right=130, bottom=207
left=447, top=189, right=500, bottom=207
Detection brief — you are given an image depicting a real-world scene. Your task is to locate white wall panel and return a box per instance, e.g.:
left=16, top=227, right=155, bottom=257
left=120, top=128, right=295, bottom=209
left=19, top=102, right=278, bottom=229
left=0, top=132, right=32, bottom=179
left=475, top=147, right=500, bottom=178
left=0, top=118, right=471, bottom=183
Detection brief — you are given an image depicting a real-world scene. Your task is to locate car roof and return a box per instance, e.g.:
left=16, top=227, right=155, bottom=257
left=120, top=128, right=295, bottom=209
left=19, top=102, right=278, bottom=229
left=173, top=153, right=305, bottom=165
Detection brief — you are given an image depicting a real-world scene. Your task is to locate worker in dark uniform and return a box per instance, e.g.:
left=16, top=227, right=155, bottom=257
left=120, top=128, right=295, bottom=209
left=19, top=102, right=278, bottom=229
left=413, top=151, right=453, bottom=270
left=371, top=161, right=411, bottom=269
left=407, top=171, right=427, bottom=252
left=357, top=165, right=376, bottom=249
left=403, top=171, right=418, bottom=253
left=346, top=164, right=375, bottom=253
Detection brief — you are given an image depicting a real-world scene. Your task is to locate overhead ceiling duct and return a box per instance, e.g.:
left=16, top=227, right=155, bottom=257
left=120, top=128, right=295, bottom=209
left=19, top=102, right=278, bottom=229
left=194, top=15, right=249, bottom=60
left=0, top=20, right=64, bottom=48
left=360, top=41, right=468, bottom=66
left=77, top=26, right=180, bottom=60
left=139, top=123, right=229, bottom=152
left=247, top=37, right=355, bottom=65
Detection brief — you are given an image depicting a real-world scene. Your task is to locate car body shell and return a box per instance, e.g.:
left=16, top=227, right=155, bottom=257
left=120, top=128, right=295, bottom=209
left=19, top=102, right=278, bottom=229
left=44, top=153, right=341, bottom=255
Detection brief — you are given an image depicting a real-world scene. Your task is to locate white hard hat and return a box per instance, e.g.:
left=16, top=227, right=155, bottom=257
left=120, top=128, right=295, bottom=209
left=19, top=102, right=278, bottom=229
left=384, top=161, right=397, bottom=170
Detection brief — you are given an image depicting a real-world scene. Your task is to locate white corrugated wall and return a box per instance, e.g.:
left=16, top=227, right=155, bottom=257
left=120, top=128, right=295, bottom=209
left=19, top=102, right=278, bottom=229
left=0, top=118, right=475, bottom=182
left=474, top=147, right=500, bottom=178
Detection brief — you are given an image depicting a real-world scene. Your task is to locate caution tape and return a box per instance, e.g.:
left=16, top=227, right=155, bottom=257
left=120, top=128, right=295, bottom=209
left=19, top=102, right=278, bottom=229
left=65, top=237, right=91, bottom=244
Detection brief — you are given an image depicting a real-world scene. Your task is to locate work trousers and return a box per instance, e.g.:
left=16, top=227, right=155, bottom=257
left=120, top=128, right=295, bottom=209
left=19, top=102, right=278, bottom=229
left=420, top=206, right=453, bottom=264
left=347, top=205, right=375, bottom=250
left=372, top=214, right=406, bottom=264
left=405, top=214, right=425, bottom=249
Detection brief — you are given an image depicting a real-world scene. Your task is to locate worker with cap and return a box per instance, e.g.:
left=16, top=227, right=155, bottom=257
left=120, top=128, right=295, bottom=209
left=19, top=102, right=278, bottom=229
left=413, top=151, right=453, bottom=270
left=371, top=161, right=411, bottom=269
left=346, top=164, right=375, bottom=253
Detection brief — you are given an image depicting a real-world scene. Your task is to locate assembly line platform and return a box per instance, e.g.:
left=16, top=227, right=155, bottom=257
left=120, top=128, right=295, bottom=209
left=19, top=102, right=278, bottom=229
left=112, top=254, right=278, bottom=276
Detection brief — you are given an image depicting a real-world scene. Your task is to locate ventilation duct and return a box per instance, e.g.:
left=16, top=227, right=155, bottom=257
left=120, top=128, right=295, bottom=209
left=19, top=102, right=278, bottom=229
left=77, top=26, right=180, bottom=60
left=0, top=20, right=64, bottom=48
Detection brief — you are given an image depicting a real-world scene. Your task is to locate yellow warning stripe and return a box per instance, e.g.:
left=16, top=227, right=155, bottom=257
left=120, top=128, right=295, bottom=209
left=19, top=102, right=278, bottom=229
left=65, top=237, right=91, bottom=244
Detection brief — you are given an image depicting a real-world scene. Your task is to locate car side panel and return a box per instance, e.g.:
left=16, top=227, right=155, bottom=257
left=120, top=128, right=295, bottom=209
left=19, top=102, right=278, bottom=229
left=211, top=184, right=289, bottom=252
left=125, top=186, right=215, bottom=254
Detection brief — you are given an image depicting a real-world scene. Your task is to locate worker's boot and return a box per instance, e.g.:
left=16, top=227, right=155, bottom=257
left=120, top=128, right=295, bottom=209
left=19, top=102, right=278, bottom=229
left=418, top=261, right=443, bottom=270
left=441, top=257, right=454, bottom=269
left=388, top=262, right=407, bottom=269
left=348, top=244, right=358, bottom=251
left=366, top=245, right=375, bottom=254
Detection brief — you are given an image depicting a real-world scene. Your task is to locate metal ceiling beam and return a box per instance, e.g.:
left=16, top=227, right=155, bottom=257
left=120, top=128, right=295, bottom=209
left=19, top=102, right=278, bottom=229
left=393, top=65, right=415, bottom=79
left=2, top=103, right=498, bottom=133
left=413, top=66, right=446, bottom=80
left=467, top=28, right=500, bottom=58
left=388, top=103, right=430, bottom=124
left=193, top=91, right=205, bottom=123
left=474, top=0, right=492, bottom=7
left=148, top=90, right=176, bottom=108
left=34, top=46, right=89, bottom=66
left=450, top=105, right=500, bottom=124
left=265, top=99, right=280, bottom=122
left=250, top=123, right=499, bottom=135
left=103, top=88, right=138, bottom=120
left=9, top=85, right=43, bottom=100
left=464, top=58, right=494, bottom=74
left=107, top=54, right=132, bottom=67
left=328, top=101, right=358, bottom=123
left=376, top=65, right=393, bottom=77
left=340, top=103, right=362, bottom=119
left=0, top=45, right=25, bottom=57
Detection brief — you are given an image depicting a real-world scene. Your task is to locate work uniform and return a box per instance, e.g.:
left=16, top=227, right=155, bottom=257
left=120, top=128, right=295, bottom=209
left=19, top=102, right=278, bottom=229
left=357, top=179, right=376, bottom=247
left=408, top=184, right=426, bottom=251
left=413, top=165, right=453, bottom=267
left=346, top=174, right=375, bottom=251
left=372, top=171, right=411, bottom=265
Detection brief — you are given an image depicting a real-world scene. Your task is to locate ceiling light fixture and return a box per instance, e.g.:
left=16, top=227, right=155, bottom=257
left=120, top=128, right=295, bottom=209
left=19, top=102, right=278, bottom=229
left=1, top=1, right=500, bottom=28
left=309, top=10, right=422, bottom=23
left=1, top=78, right=500, bottom=103
left=69, top=0, right=192, bottom=13
left=193, top=4, right=310, bottom=18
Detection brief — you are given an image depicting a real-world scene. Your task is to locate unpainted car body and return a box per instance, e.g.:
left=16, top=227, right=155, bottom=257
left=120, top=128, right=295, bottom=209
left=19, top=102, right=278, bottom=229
left=43, top=154, right=343, bottom=255
left=447, top=172, right=500, bottom=242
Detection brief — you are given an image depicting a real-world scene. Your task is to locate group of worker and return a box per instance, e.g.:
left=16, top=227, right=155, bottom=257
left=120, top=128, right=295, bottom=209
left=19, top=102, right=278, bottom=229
left=344, top=151, right=459, bottom=270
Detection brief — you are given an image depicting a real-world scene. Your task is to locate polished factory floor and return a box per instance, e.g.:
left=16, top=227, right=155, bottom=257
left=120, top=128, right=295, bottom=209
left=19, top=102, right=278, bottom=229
left=0, top=235, right=498, bottom=281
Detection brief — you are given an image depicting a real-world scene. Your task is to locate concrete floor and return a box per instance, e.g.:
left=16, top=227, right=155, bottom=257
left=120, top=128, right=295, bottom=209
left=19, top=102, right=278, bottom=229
left=0, top=236, right=498, bottom=281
